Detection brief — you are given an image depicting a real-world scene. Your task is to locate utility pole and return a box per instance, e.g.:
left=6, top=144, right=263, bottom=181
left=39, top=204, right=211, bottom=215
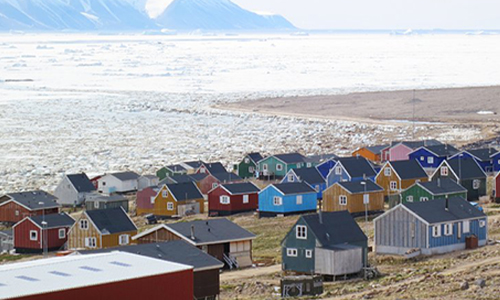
left=38, top=201, right=47, bottom=258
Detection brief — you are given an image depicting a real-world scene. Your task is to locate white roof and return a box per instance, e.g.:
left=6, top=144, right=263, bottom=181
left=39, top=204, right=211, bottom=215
left=0, top=252, right=192, bottom=299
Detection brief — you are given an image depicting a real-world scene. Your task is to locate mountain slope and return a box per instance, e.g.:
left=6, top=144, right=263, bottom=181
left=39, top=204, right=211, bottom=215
left=154, top=0, right=295, bottom=31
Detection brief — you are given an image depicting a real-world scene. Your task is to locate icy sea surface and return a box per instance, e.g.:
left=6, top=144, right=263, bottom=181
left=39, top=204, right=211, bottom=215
left=1, top=33, right=500, bottom=192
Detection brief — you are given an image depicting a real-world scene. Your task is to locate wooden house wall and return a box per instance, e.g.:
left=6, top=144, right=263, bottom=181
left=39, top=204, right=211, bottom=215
left=208, top=187, right=258, bottom=215
left=54, top=176, right=82, bottom=206
left=135, top=227, right=181, bottom=244
left=236, top=157, right=257, bottom=178
left=85, top=200, right=129, bottom=212
left=153, top=186, right=177, bottom=217
left=136, top=187, right=157, bottom=216
left=352, top=148, right=379, bottom=162
left=427, top=218, right=487, bottom=249
left=431, top=166, right=486, bottom=201
left=389, top=144, right=413, bottom=161
left=193, top=269, right=220, bottom=300
left=401, top=185, right=467, bottom=204
left=199, top=175, right=220, bottom=195
left=326, top=164, right=350, bottom=187
left=257, top=156, right=299, bottom=178
left=322, top=184, right=384, bottom=214
left=409, top=148, right=445, bottom=169
left=0, top=201, right=58, bottom=224
left=15, top=220, right=71, bottom=252
left=314, top=247, right=363, bottom=276
left=68, top=214, right=101, bottom=249
left=316, top=160, right=336, bottom=179
left=101, top=230, right=137, bottom=248
left=281, top=218, right=316, bottom=274
left=258, top=187, right=317, bottom=215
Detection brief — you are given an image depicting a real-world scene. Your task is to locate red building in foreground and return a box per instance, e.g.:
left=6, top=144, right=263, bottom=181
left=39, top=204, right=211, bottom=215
left=0, top=252, right=193, bottom=300
left=208, top=182, right=261, bottom=216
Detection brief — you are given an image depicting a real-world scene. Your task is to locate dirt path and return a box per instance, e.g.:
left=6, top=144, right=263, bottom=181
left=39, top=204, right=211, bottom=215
left=220, top=264, right=281, bottom=281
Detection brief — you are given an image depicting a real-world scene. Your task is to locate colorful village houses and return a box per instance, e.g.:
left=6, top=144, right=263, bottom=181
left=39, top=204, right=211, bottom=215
left=375, top=160, right=428, bottom=202
left=208, top=182, right=261, bottom=216
left=234, top=152, right=264, bottom=178
left=322, top=180, right=384, bottom=215
left=146, top=182, right=205, bottom=217
left=84, top=194, right=129, bottom=212
left=303, top=153, right=339, bottom=168
left=257, top=153, right=306, bottom=179
left=316, top=157, right=339, bottom=179
left=132, top=218, right=256, bottom=269
left=400, top=178, right=468, bottom=205
left=281, top=211, right=368, bottom=278
left=281, top=167, right=327, bottom=200
left=198, top=172, right=243, bottom=195
left=326, top=156, right=377, bottom=187
left=97, top=171, right=140, bottom=194
left=381, top=139, right=443, bottom=162
left=450, top=148, right=497, bottom=173
left=68, top=207, right=137, bottom=250
left=352, top=144, right=389, bottom=163
left=197, top=162, right=227, bottom=175
left=0, top=191, right=60, bottom=224
left=13, top=213, right=74, bottom=253
left=80, top=240, right=224, bottom=300
left=430, top=159, right=487, bottom=201
left=258, top=182, right=317, bottom=217
left=408, top=144, right=459, bottom=170
left=156, top=164, right=188, bottom=180
left=54, top=173, right=96, bottom=206
left=374, top=197, right=487, bottom=256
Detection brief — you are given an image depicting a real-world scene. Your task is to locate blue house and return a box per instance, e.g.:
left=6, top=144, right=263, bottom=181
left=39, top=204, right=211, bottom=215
left=450, top=148, right=497, bottom=173
left=374, top=197, right=487, bottom=256
left=409, top=144, right=459, bottom=170
left=258, top=182, right=317, bottom=217
left=282, top=167, right=326, bottom=200
left=316, top=158, right=338, bottom=179
left=326, top=157, right=377, bottom=187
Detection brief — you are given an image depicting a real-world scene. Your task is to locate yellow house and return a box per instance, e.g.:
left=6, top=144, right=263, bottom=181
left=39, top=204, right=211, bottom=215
left=153, top=182, right=205, bottom=217
left=323, top=180, right=385, bottom=214
left=376, top=160, right=429, bottom=199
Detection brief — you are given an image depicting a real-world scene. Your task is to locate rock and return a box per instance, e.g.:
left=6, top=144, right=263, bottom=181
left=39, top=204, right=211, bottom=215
left=460, top=281, right=469, bottom=290
left=475, top=279, right=486, bottom=288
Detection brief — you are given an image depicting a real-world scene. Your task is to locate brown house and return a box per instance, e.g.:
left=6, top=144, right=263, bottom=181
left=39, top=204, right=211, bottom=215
left=376, top=160, right=429, bottom=200
left=133, top=218, right=255, bottom=269
left=151, top=182, right=205, bottom=217
left=322, top=180, right=385, bottom=215
left=68, top=207, right=137, bottom=250
left=0, top=191, right=60, bottom=224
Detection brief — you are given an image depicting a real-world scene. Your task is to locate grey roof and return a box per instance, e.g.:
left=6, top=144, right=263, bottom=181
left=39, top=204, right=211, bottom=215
left=221, top=182, right=261, bottom=195
left=404, top=197, right=486, bottom=224
left=66, top=173, right=96, bottom=193
left=466, top=148, right=497, bottom=161
left=183, top=161, right=205, bottom=169
left=0, top=229, right=12, bottom=238
left=274, top=153, right=306, bottom=164
left=80, top=240, right=223, bottom=271
left=159, top=174, right=196, bottom=186
left=211, top=172, right=243, bottom=182
left=188, top=173, right=209, bottom=182
left=273, top=182, right=316, bottom=195
left=417, top=179, right=467, bottom=195
left=337, top=157, right=377, bottom=178
left=337, top=180, right=384, bottom=194
left=447, top=158, right=486, bottom=180
left=202, top=162, right=227, bottom=174
left=304, top=153, right=339, bottom=164
left=395, top=139, right=443, bottom=149
left=419, top=144, right=459, bottom=157
left=390, top=160, right=427, bottom=180
left=292, top=168, right=325, bottom=185
left=86, top=208, right=137, bottom=234
left=166, top=218, right=255, bottom=245
left=166, top=182, right=203, bottom=201
left=111, top=171, right=140, bottom=181
left=301, top=211, right=367, bottom=247
left=29, top=213, right=74, bottom=229
left=86, top=195, right=128, bottom=203
left=3, top=191, right=60, bottom=210
left=365, top=144, right=390, bottom=155
left=140, top=175, right=158, bottom=180
left=165, top=164, right=187, bottom=172
left=247, top=153, right=264, bottom=163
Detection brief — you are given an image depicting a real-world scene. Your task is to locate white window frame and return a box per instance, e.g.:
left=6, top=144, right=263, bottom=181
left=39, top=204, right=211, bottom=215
left=305, top=249, right=313, bottom=258
left=444, top=223, right=453, bottom=236
left=441, top=167, right=449, bottom=176
left=432, top=225, right=441, bottom=237
left=244, top=158, right=250, bottom=164
left=406, top=195, right=414, bottom=203
left=273, top=196, right=283, bottom=206
left=288, top=174, right=295, bottom=182
left=286, top=248, right=298, bottom=257
left=390, top=181, right=398, bottom=191
left=334, top=166, right=342, bottom=175
left=79, top=219, right=89, bottom=230
left=58, top=228, right=66, bottom=239
left=296, top=225, right=307, bottom=239
left=307, top=163, right=312, bottom=168
left=167, top=202, right=174, bottom=211
left=119, top=234, right=130, bottom=245
left=248, top=166, right=254, bottom=173
left=473, top=180, right=480, bottom=190
left=243, top=195, right=249, bottom=204
left=276, top=164, right=283, bottom=171
left=339, top=195, right=347, bottom=206
left=315, top=185, right=320, bottom=192
left=15, top=210, right=19, bottom=216
left=150, top=196, right=155, bottom=204
left=212, top=183, right=218, bottom=189
left=296, top=195, right=303, bottom=205
left=384, top=167, right=391, bottom=176
left=420, top=156, right=425, bottom=161
left=94, top=201, right=99, bottom=209
left=420, top=197, right=429, bottom=202
left=85, top=237, right=97, bottom=248
left=220, top=195, right=230, bottom=205
left=427, top=156, right=434, bottom=164
left=162, top=190, right=167, bottom=198
left=479, top=220, right=486, bottom=228
left=463, top=220, right=470, bottom=233
left=30, top=230, right=38, bottom=241
left=263, top=164, right=268, bottom=171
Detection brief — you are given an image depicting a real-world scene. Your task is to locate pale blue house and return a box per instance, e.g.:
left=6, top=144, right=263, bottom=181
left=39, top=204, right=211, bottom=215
left=326, top=157, right=377, bottom=187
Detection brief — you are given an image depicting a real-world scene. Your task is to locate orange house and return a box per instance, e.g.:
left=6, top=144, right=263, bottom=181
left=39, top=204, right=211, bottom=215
left=376, top=160, right=429, bottom=200
left=352, top=144, right=389, bottom=163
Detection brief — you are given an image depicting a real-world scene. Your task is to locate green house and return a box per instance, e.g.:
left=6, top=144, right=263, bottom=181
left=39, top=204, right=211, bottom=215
left=233, top=153, right=264, bottom=179
left=400, top=178, right=468, bottom=205
left=156, top=164, right=188, bottom=180
left=257, top=153, right=306, bottom=179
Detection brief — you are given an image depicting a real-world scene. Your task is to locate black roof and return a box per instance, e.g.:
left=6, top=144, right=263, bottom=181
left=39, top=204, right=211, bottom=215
left=304, top=153, right=339, bottom=164
left=29, top=213, right=74, bottom=229
left=202, top=162, right=227, bottom=174
left=404, top=197, right=486, bottom=224
left=247, top=153, right=264, bottom=163
left=301, top=211, right=367, bottom=247
left=446, top=158, right=486, bottom=180
left=80, top=240, right=223, bottom=271
left=211, top=172, right=243, bottom=182
left=337, top=180, right=384, bottom=194
left=365, top=144, right=390, bottom=155
left=111, top=171, right=140, bottom=181
left=291, top=168, right=325, bottom=185
left=221, top=182, right=261, bottom=195
left=159, top=175, right=196, bottom=186
left=274, top=153, right=306, bottom=164
left=166, top=164, right=187, bottom=172
left=66, top=173, right=96, bottom=193
left=183, top=161, right=205, bottom=169
left=166, top=218, right=255, bottom=245
left=166, top=182, right=203, bottom=201
left=188, top=173, right=209, bottom=182
left=86, top=208, right=137, bottom=234
left=421, top=144, right=459, bottom=157
left=337, top=157, right=377, bottom=178
left=4, top=191, right=60, bottom=210
left=390, top=160, right=427, bottom=180
left=417, top=179, right=467, bottom=195
left=466, top=148, right=497, bottom=161
left=273, top=182, right=316, bottom=195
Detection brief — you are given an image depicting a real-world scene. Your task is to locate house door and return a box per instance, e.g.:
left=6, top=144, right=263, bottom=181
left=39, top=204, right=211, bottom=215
left=263, top=164, right=269, bottom=175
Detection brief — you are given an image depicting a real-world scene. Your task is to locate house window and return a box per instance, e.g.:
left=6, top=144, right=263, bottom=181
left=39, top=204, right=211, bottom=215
left=30, top=230, right=38, bottom=241
left=167, top=202, right=174, bottom=211
left=15, top=210, right=19, bottom=216
left=420, top=156, right=425, bottom=161
left=473, top=180, right=480, bottom=190
left=305, top=249, right=313, bottom=258
left=296, top=225, right=307, bottom=239
left=276, top=164, right=283, bottom=171
left=432, top=225, right=441, bottom=237
left=85, top=237, right=97, bottom=248
left=339, top=195, right=347, bottom=205
left=420, top=197, right=429, bottom=202
left=119, top=234, right=130, bottom=245
left=102, top=182, right=106, bottom=186
left=441, top=167, right=449, bottom=176
left=273, top=196, right=283, bottom=206
left=220, top=195, right=230, bottom=205
left=307, top=163, right=312, bottom=168
left=428, top=157, right=434, bottom=164
left=363, top=194, right=370, bottom=205
left=463, top=220, right=470, bottom=233
left=244, top=158, right=250, bottom=164
left=406, top=195, right=414, bottom=203
left=390, top=181, right=397, bottom=191
left=315, top=185, right=320, bottom=192
left=335, top=166, right=342, bottom=175
left=59, top=228, right=66, bottom=239
left=444, top=223, right=453, bottom=236
left=150, top=197, right=155, bottom=204
left=249, top=166, right=254, bottom=173
left=243, top=195, right=249, bottom=204
left=296, top=195, right=303, bottom=205
left=200, top=167, right=206, bottom=173
left=384, top=168, right=391, bottom=176
left=201, top=245, right=208, bottom=253
left=79, top=220, right=89, bottom=230
left=94, top=201, right=99, bottom=209
left=286, top=248, right=298, bottom=257
left=479, top=220, right=486, bottom=228
left=263, top=164, right=268, bottom=171
left=288, top=174, right=295, bottom=182
left=212, top=183, right=218, bottom=189
left=162, top=190, right=167, bottom=197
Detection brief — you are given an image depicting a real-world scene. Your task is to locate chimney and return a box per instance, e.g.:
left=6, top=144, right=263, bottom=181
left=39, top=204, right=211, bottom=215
left=445, top=195, right=449, bottom=211
left=190, top=225, right=195, bottom=240
left=319, top=210, right=323, bottom=224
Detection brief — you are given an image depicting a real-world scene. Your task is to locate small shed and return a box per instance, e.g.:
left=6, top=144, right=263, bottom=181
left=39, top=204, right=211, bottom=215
left=85, top=194, right=129, bottom=212
left=97, top=171, right=140, bottom=194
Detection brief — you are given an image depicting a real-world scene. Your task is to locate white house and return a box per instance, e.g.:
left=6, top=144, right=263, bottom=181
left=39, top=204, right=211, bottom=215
left=97, top=172, right=140, bottom=194
left=54, top=173, right=97, bottom=206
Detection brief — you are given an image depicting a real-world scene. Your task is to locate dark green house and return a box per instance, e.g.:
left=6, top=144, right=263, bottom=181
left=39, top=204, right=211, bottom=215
left=400, top=178, right=468, bottom=205
left=234, top=153, right=264, bottom=179
left=281, top=211, right=367, bottom=277
left=156, top=164, right=188, bottom=180
left=430, top=159, right=487, bottom=201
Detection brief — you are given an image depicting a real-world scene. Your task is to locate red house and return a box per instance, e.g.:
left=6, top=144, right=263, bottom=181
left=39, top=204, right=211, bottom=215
left=0, top=191, right=60, bottom=224
left=208, top=182, right=261, bottom=216
left=198, top=172, right=243, bottom=195
left=495, top=171, right=500, bottom=203
left=135, top=186, right=159, bottom=216
left=13, top=213, right=75, bottom=253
